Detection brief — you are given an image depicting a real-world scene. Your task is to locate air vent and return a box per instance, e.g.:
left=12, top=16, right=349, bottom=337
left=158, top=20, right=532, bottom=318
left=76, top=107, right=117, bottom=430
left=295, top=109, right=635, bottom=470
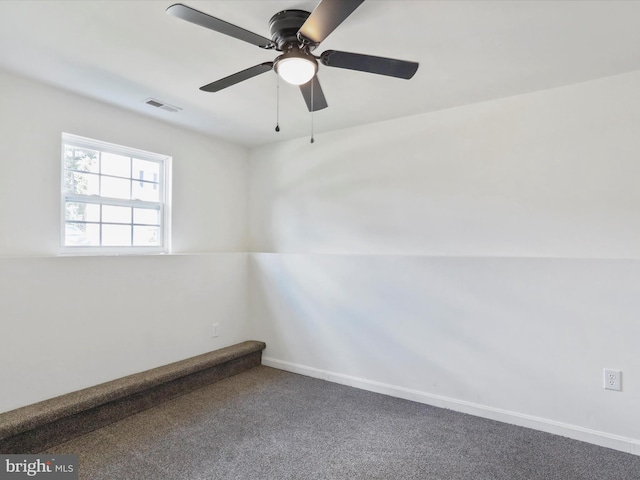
left=143, top=98, right=183, bottom=113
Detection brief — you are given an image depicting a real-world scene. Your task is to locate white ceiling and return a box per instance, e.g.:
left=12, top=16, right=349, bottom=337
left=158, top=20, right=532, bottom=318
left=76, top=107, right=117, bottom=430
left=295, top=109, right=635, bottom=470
left=1, top=0, right=640, bottom=148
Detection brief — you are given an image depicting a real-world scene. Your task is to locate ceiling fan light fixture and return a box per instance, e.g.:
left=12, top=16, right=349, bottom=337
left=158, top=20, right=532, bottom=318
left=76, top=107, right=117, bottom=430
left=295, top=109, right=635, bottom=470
left=274, top=50, right=318, bottom=85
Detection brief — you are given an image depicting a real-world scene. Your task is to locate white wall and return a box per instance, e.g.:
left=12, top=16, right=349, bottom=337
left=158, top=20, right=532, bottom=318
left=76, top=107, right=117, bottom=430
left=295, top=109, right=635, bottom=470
left=248, top=70, right=640, bottom=454
left=0, top=254, right=248, bottom=412
left=0, top=72, right=250, bottom=412
left=3, top=65, right=640, bottom=456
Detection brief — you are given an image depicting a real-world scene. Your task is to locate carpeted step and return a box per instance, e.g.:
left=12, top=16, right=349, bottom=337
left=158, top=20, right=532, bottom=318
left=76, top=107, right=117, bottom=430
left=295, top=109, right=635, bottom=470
left=0, top=340, right=266, bottom=454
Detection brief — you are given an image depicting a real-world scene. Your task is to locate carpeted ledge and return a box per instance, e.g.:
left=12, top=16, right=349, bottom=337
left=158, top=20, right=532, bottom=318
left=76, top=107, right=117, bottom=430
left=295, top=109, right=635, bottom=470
left=0, top=340, right=266, bottom=454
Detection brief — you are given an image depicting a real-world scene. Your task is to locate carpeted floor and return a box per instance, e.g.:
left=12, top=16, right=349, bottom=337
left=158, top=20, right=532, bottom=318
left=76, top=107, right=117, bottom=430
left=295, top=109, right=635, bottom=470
left=43, top=366, right=640, bottom=479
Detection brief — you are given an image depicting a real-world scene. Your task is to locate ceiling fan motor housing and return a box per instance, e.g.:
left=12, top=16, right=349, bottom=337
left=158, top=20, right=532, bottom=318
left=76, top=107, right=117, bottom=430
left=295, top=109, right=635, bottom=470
left=269, top=10, right=311, bottom=50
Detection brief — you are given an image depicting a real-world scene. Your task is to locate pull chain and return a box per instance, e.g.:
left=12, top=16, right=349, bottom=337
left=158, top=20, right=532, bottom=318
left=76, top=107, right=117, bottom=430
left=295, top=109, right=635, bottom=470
left=275, top=75, right=280, bottom=132
left=310, top=78, right=315, bottom=144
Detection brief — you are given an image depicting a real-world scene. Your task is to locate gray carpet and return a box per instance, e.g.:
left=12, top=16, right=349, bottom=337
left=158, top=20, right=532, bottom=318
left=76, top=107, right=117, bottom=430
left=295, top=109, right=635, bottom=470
left=43, top=366, right=640, bottom=479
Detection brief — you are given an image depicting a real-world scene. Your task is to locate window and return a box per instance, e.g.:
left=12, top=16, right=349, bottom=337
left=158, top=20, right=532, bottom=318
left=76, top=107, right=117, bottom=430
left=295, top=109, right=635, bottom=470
left=61, top=133, right=171, bottom=254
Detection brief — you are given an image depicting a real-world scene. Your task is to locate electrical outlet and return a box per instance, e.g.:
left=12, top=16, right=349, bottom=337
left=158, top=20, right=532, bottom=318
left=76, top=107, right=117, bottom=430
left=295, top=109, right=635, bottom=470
left=212, top=323, right=219, bottom=338
left=603, top=369, right=622, bottom=391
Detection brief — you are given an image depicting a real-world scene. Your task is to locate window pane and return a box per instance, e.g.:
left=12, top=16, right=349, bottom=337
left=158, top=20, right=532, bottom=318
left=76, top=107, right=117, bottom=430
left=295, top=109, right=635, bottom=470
left=64, top=171, right=100, bottom=195
left=133, top=208, right=160, bottom=225
left=64, top=222, right=91, bottom=246
left=134, top=226, right=160, bottom=246
left=133, top=158, right=160, bottom=184
left=85, top=223, right=100, bottom=246
left=131, top=158, right=160, bottom=201
left=65, top=202, right=100, bottom=222
left=102, top=205, right=131, bottom=224
left=64, top=147, right=99, bottom=173
left=65, top=202, right=83, bottom=222
left=101, top=176, right=131, bottom=200
left=132, top=181, right=159, bottom=202
left=101, top=152, right=131, bottom=178
left=102, top=224, right=131, bottom=246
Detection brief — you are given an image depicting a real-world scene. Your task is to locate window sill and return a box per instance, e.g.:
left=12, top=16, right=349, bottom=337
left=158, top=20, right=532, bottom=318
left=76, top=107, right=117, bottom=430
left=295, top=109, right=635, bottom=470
left=59, top=247, right=169, bottom=257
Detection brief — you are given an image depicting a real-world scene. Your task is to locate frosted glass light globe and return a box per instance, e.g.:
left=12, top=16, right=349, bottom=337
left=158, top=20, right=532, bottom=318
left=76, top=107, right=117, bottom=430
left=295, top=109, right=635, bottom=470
left=276, top=57, right=317, bottom=85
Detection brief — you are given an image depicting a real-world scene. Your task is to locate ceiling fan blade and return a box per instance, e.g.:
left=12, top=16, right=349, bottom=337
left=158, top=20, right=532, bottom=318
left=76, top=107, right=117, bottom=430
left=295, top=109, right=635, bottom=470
left=320, top=50, right=419, bottom=79
left=200, top=62, right=274, bottom=92
left=299, top=76, right=328, bottom=112
left=166, top=3, right=276, bottom=49
left=298, top=0, right=365, bottom=45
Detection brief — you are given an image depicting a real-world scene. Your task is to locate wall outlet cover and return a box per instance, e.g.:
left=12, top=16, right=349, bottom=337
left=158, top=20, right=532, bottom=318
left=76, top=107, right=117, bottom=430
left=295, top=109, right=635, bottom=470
left=603, top=368, right=622, bottom=391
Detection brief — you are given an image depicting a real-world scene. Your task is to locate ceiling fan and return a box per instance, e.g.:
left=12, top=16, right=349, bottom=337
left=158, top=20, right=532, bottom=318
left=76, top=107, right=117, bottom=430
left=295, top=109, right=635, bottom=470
left=166, top=0, right=419, bottom=113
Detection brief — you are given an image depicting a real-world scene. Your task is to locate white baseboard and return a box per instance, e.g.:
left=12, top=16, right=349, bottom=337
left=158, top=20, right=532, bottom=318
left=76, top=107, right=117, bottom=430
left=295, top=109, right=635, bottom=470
left=262, top=356, right=640, bottom=457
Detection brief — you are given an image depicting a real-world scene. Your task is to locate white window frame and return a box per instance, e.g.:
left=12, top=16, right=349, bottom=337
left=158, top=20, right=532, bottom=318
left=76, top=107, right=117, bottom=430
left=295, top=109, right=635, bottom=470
left=61, top=133, right=172, bottom=255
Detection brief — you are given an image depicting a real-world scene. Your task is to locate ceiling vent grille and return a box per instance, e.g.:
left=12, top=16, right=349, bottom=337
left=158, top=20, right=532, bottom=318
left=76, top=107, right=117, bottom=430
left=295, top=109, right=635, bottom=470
left=144, top=97, right=183, bottom=113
